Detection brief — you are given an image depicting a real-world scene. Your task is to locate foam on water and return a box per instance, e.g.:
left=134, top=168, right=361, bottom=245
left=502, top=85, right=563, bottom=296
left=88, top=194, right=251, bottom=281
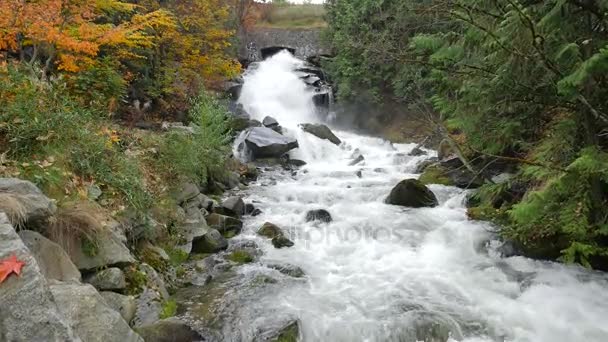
left=234, top=51, right=608, bottom=342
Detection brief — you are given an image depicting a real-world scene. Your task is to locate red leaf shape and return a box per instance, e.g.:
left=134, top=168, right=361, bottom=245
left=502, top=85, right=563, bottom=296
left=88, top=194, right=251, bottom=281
left=0, top=254, right=26, bottom=284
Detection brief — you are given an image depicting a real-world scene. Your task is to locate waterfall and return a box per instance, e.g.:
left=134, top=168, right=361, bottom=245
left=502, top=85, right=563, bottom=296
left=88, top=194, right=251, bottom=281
left=213, top=50, right=608, bottom=342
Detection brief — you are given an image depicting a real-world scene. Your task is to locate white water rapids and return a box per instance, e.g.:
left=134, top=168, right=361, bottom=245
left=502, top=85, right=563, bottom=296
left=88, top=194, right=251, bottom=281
left=226, top=51, right=608, bottom=342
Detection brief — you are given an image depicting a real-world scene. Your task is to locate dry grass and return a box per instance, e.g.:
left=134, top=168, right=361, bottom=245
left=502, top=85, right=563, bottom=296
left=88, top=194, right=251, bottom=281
left=47, top=202, right=106, bottom=254
left=257, top=4, right=326, bottom=29
left=0, top=193, right=27, bottom=228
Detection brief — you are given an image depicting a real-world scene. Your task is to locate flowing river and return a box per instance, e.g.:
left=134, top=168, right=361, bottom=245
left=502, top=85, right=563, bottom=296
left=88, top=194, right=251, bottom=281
left=180, top=51, right=608, bottom=342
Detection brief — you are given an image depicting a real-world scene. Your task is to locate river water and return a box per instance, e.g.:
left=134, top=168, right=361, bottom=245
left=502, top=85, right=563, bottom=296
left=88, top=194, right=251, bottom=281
left=199, top=51, right=608, bottom=342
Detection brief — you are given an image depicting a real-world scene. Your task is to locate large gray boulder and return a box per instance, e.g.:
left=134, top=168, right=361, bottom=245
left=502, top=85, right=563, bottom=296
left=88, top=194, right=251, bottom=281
left=0, top=214, right=80, bottom=342
left=218, top=196, right=245, bottom=218
left=50, top=282, right=143, bottom=342
left=136, top=318, right=203, bottom=342
left=191, top=229, right=228, bottom=253
left=18, top=229, right=81, bottom=282
left=243, top=127, right=299, bottom=159
left=300, top=123, right=341, bottom=145
left=100, top=291, right=137, bottom=324
left=385, top=179, right=438, bottom=208
left=206, top=213, right=243, bottom=236
left=177, top=219, right=210, bottom=254
left=69, top=227, right=136, bottom=271
left=0, top=178, right=56, bottom=225
left=174, top=182, right=200, bottom=204
left=85, top=267, right=127, bottom=291
left=132, top=288, right=163, bottom=328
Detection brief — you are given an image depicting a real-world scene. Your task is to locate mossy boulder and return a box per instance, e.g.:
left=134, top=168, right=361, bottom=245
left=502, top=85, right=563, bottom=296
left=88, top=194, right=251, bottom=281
left=385, top=179, right=438, bottom=208
left=272, top=236, right=295, bottom=249
left=227, top=250, right=254, bottom=264
left=206, top=213, right=243, bottom=236
left=258, top=222, right=283, bottom=238
left=191, top=229, right=228, bottom=254
left=271, top=320, right=300, bottom=342
left=418, top=164, right=453, bottom=186
left=305, top=209, right=332, bottom=223
left=136, top=318, right=203, bottom=342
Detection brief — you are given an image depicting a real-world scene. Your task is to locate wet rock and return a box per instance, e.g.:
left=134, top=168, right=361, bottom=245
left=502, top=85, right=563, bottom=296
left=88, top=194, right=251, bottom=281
left=251, top=208, right=263, bottom=216
left=219, top=196, right=245, bottom=218
left=243, top=127, right=299, bottom=159
left=85, top=267, right=127, bottom=291
left=18, top=230, right=81, bottom=282
left=223, top=172, right=241, bottom=190
left=288, top=159, right=307, bottom=167
left=227, top=249, right=254, bottom=264
left=140, top=263, right=170, bottom=300
left=258, top=222, right=284, bottom=238
left=245, top=203, right=255, bottom=215
left=268, top=264, right=305, bottom=278
left=272, top=235, right=295, bottom=248
left=263, top=116, right=280, bottom=129
left=299, top=123, right=341, bottom=145
left=270, top=320, right=300, bottom=342
left=415, top=158, right=438, bottom=173
left=418, top=164, right=453, bottom=186
left=136, top=317, right=203, bottom=342
left=408, top=146, right=428, bottom=157
left=206, top=213, right=243, bottom=236
left=420, top=159, right=484, bottom=189
left=355, top=170, right=362, bottom=178
left=349, top=154, right=365, bottom=166
left=0, top=214, right=80, bottom=342
left=191, top=229, right=228, bottom=253
left=385, top=179, right=438, bottom=208
left=0, top=177, right=57, bottom=225
left=50, top=282, right=144, bottom=342
left=100, top=291, right=137, bottom=324
left=403, top=311, right=464, bottom=342
left=305, top=209, right=333, bottom=223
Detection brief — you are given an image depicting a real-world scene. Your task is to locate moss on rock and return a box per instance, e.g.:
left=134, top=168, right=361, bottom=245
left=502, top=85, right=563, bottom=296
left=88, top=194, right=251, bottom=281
left=418, top=164, right=453, bottom=186
left=227, top=250, right=253, bottom=264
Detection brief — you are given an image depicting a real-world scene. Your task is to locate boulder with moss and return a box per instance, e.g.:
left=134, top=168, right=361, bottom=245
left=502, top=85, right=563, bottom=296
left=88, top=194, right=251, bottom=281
left=136, top=317, right=203, bottom=342
left=101, top=291, right=137, bottom=324
left=85, top=267, right=127, bottom=292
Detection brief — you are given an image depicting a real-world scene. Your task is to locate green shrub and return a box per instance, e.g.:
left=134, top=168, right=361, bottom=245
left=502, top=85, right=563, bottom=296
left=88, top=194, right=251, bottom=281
left=159, top=299, right=178, bottom=319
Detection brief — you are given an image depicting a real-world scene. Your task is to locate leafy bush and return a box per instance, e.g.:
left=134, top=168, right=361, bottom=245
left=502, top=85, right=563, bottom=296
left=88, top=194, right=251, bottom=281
left=159, top=91, right=231, bottom=186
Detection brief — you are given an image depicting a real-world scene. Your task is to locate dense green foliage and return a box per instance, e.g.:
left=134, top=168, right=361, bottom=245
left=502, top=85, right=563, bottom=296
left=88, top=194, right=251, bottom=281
left=326, top=0, right=608, bottom=268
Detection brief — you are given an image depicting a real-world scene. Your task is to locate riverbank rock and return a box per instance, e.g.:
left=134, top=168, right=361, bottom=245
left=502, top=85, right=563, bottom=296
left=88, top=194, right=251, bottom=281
left=0, top=213, right=80, bottom=342
left=50, top=282, right=143, bottom=342
left=305, top=209, right=333, bottom=223
left=136, top=318, right=203, bottom=342
left=191, top=229, right=228, bottom=253
left=385, top=179, right=438, bottom=208
left=69, top=227, right=136, bottom=271
left=206, top=213, right=243, bottom=236
left=243, top=127, right=299, bottom=159
left=300, top=123, right=341, bottom=145
left=177, top=219, right=209, bottom=253
left=0, top=177, right=56, bottom=226
left=419, top=161, right=484, bottom=189
left=408, top=146, right=427, bottom=157
left=101, top=291, right=137, bottom=324
left=132, top=288, right=163, bottom=328
left=263, top=116, right=282, bottom=133
left=349, top=154, right=365, bottom=166
left=268, top=263, right=305, bottom=278
left=18, top=229, right=81, bottom=282
left=85, top=267, right=127, bottom=291
left=218, top=196, right=245, bottom=218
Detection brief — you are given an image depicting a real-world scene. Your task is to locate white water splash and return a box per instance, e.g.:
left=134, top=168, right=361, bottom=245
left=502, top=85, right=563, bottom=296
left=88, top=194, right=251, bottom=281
left=233, top=51, right=608, bottom=342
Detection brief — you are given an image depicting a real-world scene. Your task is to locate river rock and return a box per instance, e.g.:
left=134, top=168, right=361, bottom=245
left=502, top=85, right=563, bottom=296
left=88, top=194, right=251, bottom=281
left=437, top=139, right=454, bottom=160
left=50, top=282, right=143, bottom=342
left=408, top=146, right=427, bottom=157
left=263, top=116, right=280, bottom=129
left=206, top=213, right=243, bottom=236
left=385, top=179, right=438, bottom=208
left=136, top=317, right=203, bottom=342
left=219, top=196, right=245, bottom=218
left=252, top=208, right=263, bottom=216
left=0, top=177, right=57, bottom=225
left=305, top=209, right=333, bottom=223
left=299, top=123, right=341, bottom=145
left=85, top=267, right=127, bottom=291
left=243, top=127, right=299, bottom=159
left=0, top=213, right=80, bottom=342
left=100, top=291, right=137, bottom=324
left=18, top=229, right=81, bottom=282
left=349, top=154, right=365, bottom=166
left=191, top=228, right=228, bottom=253
left=272, top=235, right=295, bottom=248
left=140, top=263, right=170, bottom=300
left=258, top=222, right=284, bottom=238
left=268, top=263, right=305, bottom=278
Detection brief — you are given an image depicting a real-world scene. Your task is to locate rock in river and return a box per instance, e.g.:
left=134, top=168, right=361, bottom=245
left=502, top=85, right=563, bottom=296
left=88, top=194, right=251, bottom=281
left=385, top=179, right=438, bottom=208
left=305, top=209, right=333, bottom=223
left=299, top=123, right=342, bottom=145
left=243, top=127, right=299, bottom=159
